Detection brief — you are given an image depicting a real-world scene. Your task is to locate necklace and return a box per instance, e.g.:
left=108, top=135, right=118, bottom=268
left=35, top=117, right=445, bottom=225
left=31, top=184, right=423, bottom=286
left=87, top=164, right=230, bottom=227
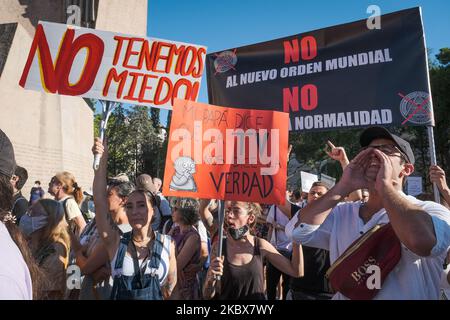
left=132, top=234, right=153, bottom=248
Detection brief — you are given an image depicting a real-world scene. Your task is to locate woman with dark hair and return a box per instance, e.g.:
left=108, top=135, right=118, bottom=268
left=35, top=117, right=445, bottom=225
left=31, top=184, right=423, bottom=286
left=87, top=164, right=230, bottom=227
left=169, top=204, right=201, bottom=299
left=0, top=129, right=43, bottom=299
left=92, top=138, right=177, bottom=300
left=48, top=171, right=86, bottom=238
left=20, top=199, right=71, bottom=299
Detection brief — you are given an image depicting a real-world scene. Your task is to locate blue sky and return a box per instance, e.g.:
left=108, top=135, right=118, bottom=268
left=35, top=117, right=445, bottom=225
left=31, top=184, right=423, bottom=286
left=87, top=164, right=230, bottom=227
left=147, top=0, right=450, bottom=125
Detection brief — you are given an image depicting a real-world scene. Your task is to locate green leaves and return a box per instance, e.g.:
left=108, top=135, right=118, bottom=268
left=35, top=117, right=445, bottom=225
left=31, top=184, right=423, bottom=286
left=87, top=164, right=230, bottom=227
left=95, top=106, right=166, bottom=180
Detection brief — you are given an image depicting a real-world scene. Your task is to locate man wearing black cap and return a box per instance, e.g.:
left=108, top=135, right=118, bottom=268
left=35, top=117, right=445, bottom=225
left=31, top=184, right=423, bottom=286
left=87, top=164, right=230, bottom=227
left=291, top=126, right=450, bottom=299
left=0, top=129, right=33, bottom=299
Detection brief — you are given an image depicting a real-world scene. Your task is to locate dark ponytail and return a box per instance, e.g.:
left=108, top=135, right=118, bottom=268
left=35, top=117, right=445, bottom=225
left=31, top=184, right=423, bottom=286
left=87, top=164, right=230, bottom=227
left=72, top=182, right=83, bottom=205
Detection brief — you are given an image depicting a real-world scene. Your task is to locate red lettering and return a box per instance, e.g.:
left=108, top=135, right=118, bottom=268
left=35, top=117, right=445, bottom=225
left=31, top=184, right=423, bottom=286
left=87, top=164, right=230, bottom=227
left=59, top=33, right=104, bottom=95
left=152, top=42, right=175, bottom=73
left=283, top=39, right=299, bottom=64
left=140, top=40, right=158, bottom=71
left=283, top=85, right=318, bottom=112
left=154, top=77, right=173, bottom=105
left=283, top=36, right=317, bottom=63
left=192, top=47, right=206, bottom=78
left=112, top=36, right=127, bottom=65
left=123, top=38, right=145, bottom=69
left=123, top=72, right=143, bottom=101
left=19, top=24, right=104, bottom=95
left=19, top=24, right=74, bottom=93
left=173, top=45, right=186, bottom=74
left=179, top=46, right=197, bottom=76
left=138, top=74, right=158, bottom=103
left=283, top=87, right=299, bottom=112
left=172, top=79, right=199, bottom=105
left=301, top=84, right=318, bottom=110
left=300, top=36, right=317, bottom=60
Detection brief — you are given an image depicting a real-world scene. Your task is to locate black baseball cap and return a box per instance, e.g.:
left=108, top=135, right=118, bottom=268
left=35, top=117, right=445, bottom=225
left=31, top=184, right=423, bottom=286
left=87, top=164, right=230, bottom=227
left=0, top=129, right=16, bottom=178
left=360, top=126, right=415, bottom=164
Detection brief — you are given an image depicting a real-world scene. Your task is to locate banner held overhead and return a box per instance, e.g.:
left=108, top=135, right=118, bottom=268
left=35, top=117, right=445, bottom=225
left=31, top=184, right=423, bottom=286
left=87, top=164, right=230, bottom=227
left=20, top=22, right=207, bottom=110
left=163, top=99, right=289, bottom=205
left=206, top=7, right=433, bottom=132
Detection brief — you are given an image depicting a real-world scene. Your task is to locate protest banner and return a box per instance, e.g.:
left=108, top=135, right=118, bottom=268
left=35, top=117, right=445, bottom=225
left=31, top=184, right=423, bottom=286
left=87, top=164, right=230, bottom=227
left=206, top=7, right=433, bottom=132
left=320, top=173, right=336, bottom=189
left=19, top=22, right=207, bottom=109
left=300, top=171, right=318, bottom=193
left=407, top=176, right=423, bottom=196
left=162, top=99, right=289, bottom=204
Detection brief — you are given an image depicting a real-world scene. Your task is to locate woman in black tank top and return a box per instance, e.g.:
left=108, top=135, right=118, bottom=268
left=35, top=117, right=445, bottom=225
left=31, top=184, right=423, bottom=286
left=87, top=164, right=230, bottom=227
left=202, top=201, right=304, bottom=300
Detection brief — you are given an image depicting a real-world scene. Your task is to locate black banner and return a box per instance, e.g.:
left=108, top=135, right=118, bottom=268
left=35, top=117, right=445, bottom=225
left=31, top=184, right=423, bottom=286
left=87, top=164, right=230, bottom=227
left=206, top=7, right=434, bottom=132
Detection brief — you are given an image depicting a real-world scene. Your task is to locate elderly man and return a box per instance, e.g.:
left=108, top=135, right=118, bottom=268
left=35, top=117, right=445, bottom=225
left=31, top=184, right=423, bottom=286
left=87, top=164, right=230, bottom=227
left=291, top=126, right=450, bottom=299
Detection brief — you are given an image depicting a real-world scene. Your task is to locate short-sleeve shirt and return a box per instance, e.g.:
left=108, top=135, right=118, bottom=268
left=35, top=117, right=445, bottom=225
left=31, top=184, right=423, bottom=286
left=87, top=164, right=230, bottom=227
left=61, top=197, right=83, bottom=221
left=60, top=197, right=83, bottom=234
left=266, top=205, right=292, bottom=252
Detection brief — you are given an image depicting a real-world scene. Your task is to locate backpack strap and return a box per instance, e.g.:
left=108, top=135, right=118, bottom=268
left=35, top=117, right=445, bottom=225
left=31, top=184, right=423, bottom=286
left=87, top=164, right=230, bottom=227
left=12, top=195, right=27, bottom=210
left=113, top=232, right=132, bottom=271
left=61, top=197, right=70, bottom=221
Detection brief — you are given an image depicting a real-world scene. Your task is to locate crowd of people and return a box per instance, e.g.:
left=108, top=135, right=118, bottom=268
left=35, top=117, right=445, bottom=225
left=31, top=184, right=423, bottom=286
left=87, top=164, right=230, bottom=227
left=1, top=126, right=450, bottom=300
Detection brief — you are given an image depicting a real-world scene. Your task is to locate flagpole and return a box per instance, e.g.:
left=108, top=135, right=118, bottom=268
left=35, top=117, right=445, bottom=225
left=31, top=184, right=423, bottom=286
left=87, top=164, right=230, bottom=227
left=427, top=126, right=441, bottom=203
left=93, top=100, right=119, bottom=170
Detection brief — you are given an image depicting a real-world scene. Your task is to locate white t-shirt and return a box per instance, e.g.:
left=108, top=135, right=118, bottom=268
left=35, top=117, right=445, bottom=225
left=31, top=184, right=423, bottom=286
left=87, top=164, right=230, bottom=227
left=196, top=220, right=208, bottom=243
left=267, top=205, right=292, bottom=252
left=291, top=194, right=450, bottom=300
left=0, top=222, right=33, bottom=300
left=111, top=233, right=172, bottom=286
left=60, top=196, right=83, bottom=220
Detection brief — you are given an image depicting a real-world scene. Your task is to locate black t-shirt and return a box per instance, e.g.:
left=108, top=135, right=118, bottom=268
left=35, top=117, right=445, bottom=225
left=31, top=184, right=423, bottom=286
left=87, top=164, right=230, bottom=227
left=12, top=192, right=29, bottom=225
left=290, top=245, right=332, bottom=294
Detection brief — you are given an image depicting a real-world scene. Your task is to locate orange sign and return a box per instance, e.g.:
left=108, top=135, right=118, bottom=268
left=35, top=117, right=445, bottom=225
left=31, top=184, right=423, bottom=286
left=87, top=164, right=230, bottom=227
left=163, top=99, right=288, bottom=204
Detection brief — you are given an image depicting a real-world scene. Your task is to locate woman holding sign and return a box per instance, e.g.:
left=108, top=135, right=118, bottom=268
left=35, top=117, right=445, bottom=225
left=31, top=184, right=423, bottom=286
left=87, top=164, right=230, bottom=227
left=92, top=138, right=177, bottom=300
left=202, top=201, right=303, bottom=300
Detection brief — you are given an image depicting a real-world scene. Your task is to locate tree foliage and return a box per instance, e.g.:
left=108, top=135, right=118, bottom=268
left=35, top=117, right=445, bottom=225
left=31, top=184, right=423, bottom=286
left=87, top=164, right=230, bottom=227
left=94, top=106, right=166, bottom=181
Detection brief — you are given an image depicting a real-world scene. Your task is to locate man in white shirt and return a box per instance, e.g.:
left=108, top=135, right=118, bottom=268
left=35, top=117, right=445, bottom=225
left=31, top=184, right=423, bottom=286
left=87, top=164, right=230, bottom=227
left=291, top=126, right=450, bottom=299
left=266, top=203, right=293, bottom=299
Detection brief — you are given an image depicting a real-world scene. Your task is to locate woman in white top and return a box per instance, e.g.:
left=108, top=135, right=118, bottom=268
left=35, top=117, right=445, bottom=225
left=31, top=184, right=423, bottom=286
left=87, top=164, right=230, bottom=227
left=92, top=137, right=177, bottom=300
left=48, top=172, right=86, bottom=238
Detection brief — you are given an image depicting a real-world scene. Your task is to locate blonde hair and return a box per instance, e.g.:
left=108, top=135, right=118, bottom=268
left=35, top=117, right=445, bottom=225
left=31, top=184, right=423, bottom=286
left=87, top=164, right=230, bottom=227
left=54, top=171, right=83, bottom=204
left=36, top=199, right=71, bottom=266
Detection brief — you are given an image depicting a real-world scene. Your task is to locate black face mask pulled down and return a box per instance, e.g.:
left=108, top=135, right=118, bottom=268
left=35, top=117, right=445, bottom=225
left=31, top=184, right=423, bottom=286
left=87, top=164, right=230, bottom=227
left=227, top=225, right=249, bottom=240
